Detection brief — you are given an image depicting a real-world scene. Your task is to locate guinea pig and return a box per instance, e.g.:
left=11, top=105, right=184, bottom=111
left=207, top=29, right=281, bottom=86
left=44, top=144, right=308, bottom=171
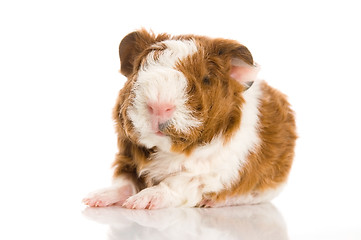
left=83, top=29, right=297, bottom=209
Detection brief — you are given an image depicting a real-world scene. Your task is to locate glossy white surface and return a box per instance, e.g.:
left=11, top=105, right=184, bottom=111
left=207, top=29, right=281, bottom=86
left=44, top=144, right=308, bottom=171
left=1, top=0, right=360, bottom=239
left=83, top=204, right=288, bottom=240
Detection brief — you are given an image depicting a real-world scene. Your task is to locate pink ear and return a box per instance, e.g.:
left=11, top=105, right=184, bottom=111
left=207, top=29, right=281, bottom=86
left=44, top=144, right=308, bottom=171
left=230, top=59, right=260, bottom=84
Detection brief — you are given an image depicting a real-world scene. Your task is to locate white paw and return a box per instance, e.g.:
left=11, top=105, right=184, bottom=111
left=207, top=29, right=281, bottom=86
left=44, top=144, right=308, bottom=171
left=122, top=185, right=178, bottom=210
left=83, top=184, right=134, bottom=207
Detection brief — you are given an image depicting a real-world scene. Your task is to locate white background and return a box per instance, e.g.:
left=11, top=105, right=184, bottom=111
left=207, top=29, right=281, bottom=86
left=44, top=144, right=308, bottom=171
left=1, top=0, right=360, bottom=239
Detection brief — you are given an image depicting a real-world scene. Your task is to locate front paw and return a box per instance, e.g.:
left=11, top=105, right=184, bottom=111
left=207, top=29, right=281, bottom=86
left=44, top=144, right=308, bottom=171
left=83, top=184, right=134, bottom=207
left=123, top=186, right=178, bottom=210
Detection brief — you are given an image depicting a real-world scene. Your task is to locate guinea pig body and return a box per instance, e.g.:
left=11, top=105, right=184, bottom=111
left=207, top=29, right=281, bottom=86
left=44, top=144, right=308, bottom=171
left=83, top=30, right=297, bottom=209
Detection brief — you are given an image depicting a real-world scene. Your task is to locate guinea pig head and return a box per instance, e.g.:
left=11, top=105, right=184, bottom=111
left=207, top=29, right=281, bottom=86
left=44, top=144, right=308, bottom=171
left=117, top=30, right=259, bottom=154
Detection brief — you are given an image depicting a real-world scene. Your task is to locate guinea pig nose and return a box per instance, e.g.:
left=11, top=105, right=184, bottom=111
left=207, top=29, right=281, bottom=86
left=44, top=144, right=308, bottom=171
left=147, top=102, right=175, bottom=118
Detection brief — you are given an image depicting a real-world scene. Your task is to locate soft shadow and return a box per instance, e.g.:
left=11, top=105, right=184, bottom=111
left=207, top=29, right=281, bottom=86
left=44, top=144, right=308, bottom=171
left=83, top=203, right=288, bottom=240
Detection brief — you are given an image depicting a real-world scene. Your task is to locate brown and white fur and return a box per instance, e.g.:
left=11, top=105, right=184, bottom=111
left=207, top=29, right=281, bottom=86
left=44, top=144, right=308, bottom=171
left=83, top=29, right=297, bottom=209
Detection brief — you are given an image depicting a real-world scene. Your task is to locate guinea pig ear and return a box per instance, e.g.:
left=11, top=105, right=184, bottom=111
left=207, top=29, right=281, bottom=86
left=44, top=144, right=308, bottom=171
left=119, top=30, right=152, bottom=77
left=230, top=58, right=260, bottom=91
left=119, top=29, right=167, bottom=77
left=216, top=40, right=259, bottom=90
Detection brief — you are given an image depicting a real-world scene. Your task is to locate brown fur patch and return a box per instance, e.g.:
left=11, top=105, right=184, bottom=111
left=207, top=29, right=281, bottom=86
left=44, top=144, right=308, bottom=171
left=165, top=35, right=252, bottom=154
left=202, top=82, right=297, bottom=203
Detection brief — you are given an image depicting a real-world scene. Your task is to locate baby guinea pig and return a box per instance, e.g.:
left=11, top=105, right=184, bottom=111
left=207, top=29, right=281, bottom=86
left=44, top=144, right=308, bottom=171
left=83, top=29, right=297, bottom=209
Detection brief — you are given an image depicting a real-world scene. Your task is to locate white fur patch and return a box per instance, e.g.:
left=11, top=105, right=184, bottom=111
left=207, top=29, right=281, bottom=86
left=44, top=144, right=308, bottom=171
left=139, top=80, right=264, bottom=207
left=127, top=39, right=201, bottom=150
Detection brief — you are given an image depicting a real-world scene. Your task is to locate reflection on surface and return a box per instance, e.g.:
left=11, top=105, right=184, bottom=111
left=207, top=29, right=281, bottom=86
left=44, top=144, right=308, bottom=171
left=83, top=203, right=288, bottom=240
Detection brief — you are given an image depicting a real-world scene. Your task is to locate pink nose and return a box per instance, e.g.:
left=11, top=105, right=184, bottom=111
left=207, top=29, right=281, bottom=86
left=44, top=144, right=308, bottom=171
left=147, top=102, right=175, bottom=132
left=147, top=102, right=175, bottom=118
